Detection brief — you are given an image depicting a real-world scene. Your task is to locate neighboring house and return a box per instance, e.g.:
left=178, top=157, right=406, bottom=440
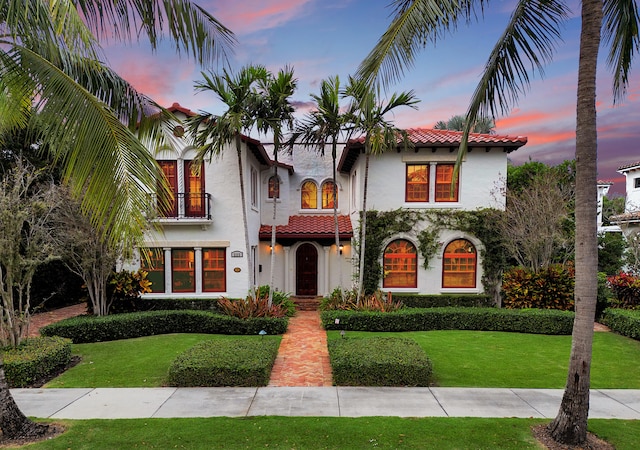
left=597, top=180, right=619, bottom=232
left=611, top=161, right=640, bottom=232
left=131, top=104, right=527, bottom=298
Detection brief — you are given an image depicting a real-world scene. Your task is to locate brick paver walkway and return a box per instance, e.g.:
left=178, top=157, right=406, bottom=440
left=268, top=310, right=333, bottom=387
left=28, top=303, right=87, bottom=337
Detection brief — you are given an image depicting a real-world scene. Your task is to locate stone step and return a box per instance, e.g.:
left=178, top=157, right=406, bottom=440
left=292, top=296, right=322, bottom=311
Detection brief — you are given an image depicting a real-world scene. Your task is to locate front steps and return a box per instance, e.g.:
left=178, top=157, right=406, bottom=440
left=292, top=296, right=322, bottom=311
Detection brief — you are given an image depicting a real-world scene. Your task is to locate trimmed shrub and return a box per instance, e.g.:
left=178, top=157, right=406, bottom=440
left=2, top=336, right=72, bottom=387
left=502, top=264, right=575, bottom=310
left=40, top=310, right=288, bottom=343
left=393, top=294, right=493, bottom=308
left=111, top=298, right=222, bottom=314
left=329, top=337, right=432, bottom=386
left=320, top=289, right=403, bottom=312
left=166, top=337, right=280, bottom=386
left=322, top=307, right=574, bottom=335
left=601, top=308, right=640, bottom=340
left=607, top=272, right=640, bottom=308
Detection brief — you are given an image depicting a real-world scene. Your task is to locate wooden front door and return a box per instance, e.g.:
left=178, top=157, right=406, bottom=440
left=296, top=243, right=318, bottom=296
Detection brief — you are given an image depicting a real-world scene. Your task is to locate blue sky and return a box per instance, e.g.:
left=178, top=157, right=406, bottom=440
left=103, top=0, right=639, bottom=194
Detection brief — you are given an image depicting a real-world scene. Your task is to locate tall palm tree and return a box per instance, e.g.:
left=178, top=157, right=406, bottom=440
left=256, top=67, right=297, bottom=305
left=344, top=76, right=419, bottom=300
left=358, top=0, right=638, bottom=445
left=292, top=75, right=354, bottom=284
left=0, top=0, right=234, bottom=441
left=434, top=114, right=496, bottom=134
left=187, top=65, right=268, bottom=291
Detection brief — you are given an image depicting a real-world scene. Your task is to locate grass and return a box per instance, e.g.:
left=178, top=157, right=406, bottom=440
left=46, top=334, right=280, bottom=388
left=327, top=330, right=640, bottom=388
left=24, top=417, right=640, bottom=449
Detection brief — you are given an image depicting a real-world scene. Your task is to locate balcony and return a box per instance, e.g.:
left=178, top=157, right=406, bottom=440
left=151, top=192, right=213, bottom=225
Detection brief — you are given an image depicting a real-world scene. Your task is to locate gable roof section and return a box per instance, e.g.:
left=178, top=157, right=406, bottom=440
left=338, top=127, right=528, bottom=173
left=259, top=215, right=353, bottom=241
left=617, top=161, right=640, bottom=173
left=166, top=103, right=273, bottom=167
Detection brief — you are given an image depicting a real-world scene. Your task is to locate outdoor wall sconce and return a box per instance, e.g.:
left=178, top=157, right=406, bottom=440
left=339, top=245, right=344, bottom=255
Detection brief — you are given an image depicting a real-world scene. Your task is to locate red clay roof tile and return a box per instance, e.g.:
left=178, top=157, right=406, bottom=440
left=259, top=215, right=353, bottom=240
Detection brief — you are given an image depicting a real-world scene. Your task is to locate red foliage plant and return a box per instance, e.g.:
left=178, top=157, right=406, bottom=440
left=607, top=272, right=640, bottom=308
left=502, top=263, right=575, bottom=310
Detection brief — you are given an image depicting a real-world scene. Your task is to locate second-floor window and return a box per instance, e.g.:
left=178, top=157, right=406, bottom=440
left=301, top=180, right=318, bottom=209
left=406, top=164, right=428, bottom=202
left=185, top=161, right=205, bottom=216
left=268, top=175, right=280, bottom=199
left=157, top=160, right=208, bottom=218
left=251, top=168, right=258, bottom=207
left=435, top=164, right=459, bottom=202
left=322, top=181, right=337, bottom=209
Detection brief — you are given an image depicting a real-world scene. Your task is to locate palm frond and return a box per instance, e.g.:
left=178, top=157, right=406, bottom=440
left=603, top=0, right=640, bottom=102
left=74, top=0, right=236, bottom=66
left=14, top=45, right=160, bottom=248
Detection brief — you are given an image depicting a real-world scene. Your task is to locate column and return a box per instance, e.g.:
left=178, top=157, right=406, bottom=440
left=323, top=246, right=330, bottom=296
left=163, top=247, right=171, bottom=293
left=194, top=247, right=202, bottom=293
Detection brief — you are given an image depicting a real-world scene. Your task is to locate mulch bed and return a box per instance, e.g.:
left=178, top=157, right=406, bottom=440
left=532, top=425, right=615, bottom=450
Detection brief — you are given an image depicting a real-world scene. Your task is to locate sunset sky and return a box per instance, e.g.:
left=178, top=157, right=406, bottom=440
left=103, top=0, right=639, bottom=195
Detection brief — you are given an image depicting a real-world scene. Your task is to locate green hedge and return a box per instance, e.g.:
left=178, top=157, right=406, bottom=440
left=328, top=337, right=432, bottom=386
left=2, top=336, right=72, bottom=387
left=601, top=308, right=640, bottom=340
left=392, top=294, right=494, bottom=308
left=322, top=307, right=574, bottom=335
left=40, top=310, right=288, bottom=343
left=166, top=337, right=280, bottom=386
left=111, top=298, right=222, bottom=314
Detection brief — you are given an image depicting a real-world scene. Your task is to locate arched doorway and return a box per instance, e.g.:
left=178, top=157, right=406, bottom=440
left=296, top=243, right=318, bottom=295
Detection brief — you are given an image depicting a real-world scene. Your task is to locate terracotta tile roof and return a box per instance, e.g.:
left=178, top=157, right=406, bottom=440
left=597, top=180, right=615, bottom=185
left=346, top=127, right=528, bottom=146
left=611, top=211, right=640, bottom=223
left=617, top=161, right=640, bottom=172
left=259, top=215, right=353, bottom=240
left=338, top=127, right=527, bottom=173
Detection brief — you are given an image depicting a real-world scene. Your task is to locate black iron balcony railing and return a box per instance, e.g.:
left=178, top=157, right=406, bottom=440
left=152, top=192, right=212, bottom=220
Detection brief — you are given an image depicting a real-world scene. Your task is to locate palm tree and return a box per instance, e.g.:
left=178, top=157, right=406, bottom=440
left=0, top=0, right=235, bottom=249
left=434, top=114, right=496, bottom=134
left=344, top=76, right=419, bottom=300
left=256, top=67, right=297, bottom=305
left=0, top=0, right=234, bottom=441
left=292, top=76, right=354, bottom=284
left=358, top=0, right=638, bottom=445
left=187, top=65, right=269, bottom=291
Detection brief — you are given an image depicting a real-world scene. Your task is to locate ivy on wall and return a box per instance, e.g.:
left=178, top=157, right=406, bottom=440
left=356, top=208, right=507, bottom=301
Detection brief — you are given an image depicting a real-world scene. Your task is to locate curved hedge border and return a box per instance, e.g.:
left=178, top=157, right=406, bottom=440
left=40, top=310, right=288, bottom=343
left=601, top=308, right=640, bottom=340
left=321, top=307, right=574, bottom=335
left=2, top=336, right=72, bottom=387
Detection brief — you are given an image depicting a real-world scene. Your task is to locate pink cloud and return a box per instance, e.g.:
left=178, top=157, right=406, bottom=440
left=207, top=0, right=314, bottom=35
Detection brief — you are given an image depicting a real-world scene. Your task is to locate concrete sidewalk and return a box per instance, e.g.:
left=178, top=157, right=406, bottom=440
left=11, top=387, right=640, bottom=420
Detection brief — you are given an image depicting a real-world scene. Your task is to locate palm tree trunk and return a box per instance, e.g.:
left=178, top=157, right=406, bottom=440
left=235, top=134, right=254, bottom=291
left=268, top=136, right=280, bottom=307
left=357, top=151, right=370, bottom=301
left=0, top=356, right=50, bottom=440
left=332, top=141, right=341, bottom=286
left=548, top=0, right=602, bottom=444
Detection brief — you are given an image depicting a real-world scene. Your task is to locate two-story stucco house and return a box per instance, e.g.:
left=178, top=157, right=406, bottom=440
left=132, top=103, right=527, bottom=299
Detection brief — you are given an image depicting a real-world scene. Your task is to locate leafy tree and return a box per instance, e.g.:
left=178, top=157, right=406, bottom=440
left=255, top=67, right=297, bottom=305
left=0, top=0, right=234, bottom=442
left=358, top=0, right=638, bottom=445
left=434, top=114, right=495, bottom=134
left=293, top=75, right=354, bottom=283
left=187, top=65, right=269, bottom=291
left=598, top=231, right=625, bottom=275
left=343, top=76, right=419, bottom=299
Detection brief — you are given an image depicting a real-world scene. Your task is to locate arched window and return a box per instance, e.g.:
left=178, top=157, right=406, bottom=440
left=322, top=181, right=338, bottom=209
left=268, top=175, right=280, bottom=199
left=383, top=239, right=417, bottom=288
left=442, top=239, right=476, bottom=288
left=301, top=180, right=317, bottom=209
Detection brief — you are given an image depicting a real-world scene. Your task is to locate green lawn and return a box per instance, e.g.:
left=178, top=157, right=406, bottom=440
left=24, top=417, right=640, bottom=449
left=327, top=330, right=640, bottom=388
left=47, top=330, right=640, bottom=389
left=46, top=334, right=279, bottom=388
